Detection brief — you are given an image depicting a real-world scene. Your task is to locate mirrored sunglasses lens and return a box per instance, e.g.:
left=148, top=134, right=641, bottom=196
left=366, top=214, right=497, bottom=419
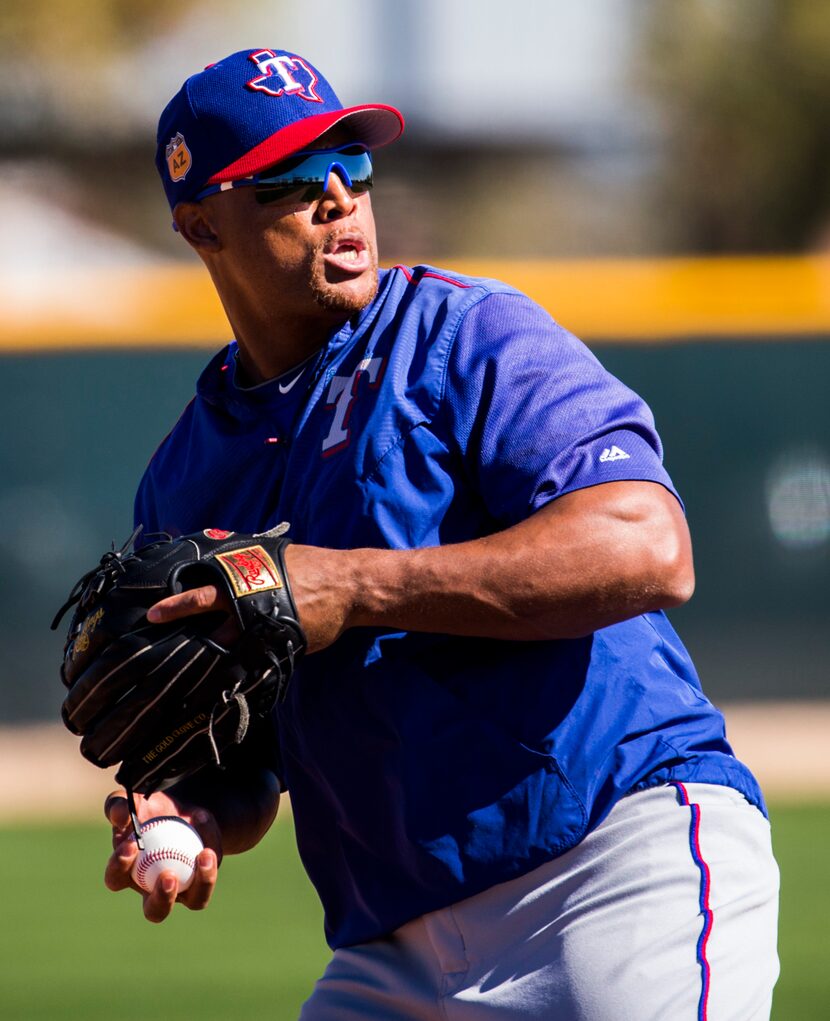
left=329, top=156, right=373, bottom=189
left=254, top=149, right=373, bottom=204
left=254, top=184, right=320, bottom=205
left=256, top=153, right=335, bottom=187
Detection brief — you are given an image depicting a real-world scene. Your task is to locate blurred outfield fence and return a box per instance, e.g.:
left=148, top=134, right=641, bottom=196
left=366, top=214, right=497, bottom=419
left=1, top=256, right=828, bottom=722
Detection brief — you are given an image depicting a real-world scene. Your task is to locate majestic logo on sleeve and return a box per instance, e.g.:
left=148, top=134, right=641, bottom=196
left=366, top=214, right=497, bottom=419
left=246, top=50, right=323, bottom=102
left=599, top=445, right=631, bottom=462
left=165, top=133, right=192, bottom=182
left=322, top=356, right=386, bottom=456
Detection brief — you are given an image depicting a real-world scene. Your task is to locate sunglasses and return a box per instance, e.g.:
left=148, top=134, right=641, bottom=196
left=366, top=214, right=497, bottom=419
left=194, top=145, right=373, bottom=206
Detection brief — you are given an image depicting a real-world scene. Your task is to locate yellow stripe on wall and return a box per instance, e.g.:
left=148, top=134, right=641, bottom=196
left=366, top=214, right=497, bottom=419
left=2, top=255, right=829, bottom=352
left=451, top=256, right=830, bottom=342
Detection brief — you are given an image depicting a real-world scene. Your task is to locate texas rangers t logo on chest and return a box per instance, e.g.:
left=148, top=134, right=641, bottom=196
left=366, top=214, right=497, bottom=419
left=322, top=356, right=385, bottom=456
left=246, top=50, right=322, bottom=102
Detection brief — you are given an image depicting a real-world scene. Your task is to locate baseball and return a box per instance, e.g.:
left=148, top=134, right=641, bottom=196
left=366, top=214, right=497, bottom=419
left=130, top=816, right=204, bottom=893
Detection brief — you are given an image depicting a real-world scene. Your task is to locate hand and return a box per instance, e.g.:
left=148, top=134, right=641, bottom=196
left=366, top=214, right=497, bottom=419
left=281, top=544, right=361, bottom=652
left=146, top=584, right=238, bottom=645
left=104, top=788, right=222, bottom=924
left=147, top=543, right=362, bottom=654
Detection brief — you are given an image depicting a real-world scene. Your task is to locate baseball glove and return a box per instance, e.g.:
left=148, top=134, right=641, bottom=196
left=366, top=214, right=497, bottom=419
left=52, top=524, right=306, bottom=804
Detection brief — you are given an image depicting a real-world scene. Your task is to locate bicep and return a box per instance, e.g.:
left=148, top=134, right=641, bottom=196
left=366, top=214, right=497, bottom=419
left=534, top=480, right=695, bottom=606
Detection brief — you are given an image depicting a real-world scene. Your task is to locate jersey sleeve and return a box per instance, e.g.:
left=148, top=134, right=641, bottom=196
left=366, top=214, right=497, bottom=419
left=134, top=469, right=160, bottom=536
left=441, top=291, right=680, bottom=525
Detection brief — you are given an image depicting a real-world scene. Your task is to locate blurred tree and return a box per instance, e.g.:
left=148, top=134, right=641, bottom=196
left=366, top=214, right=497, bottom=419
left=639, top=0, right=830, bottom=252
left=0, top=0, right=175, bottom=53
left=0, top=0, right=194, bottom=145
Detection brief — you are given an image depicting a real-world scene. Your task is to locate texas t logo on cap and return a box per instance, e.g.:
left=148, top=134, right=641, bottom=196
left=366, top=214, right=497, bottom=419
left=165, top=132, right=192, bottom=182
left=246, top=50, right=323, bottom=103
left=155, top=47, right=404, bottom=211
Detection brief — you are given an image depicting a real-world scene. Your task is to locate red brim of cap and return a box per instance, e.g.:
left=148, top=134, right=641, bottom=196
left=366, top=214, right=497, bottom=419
left=207, top=103, right=404, bottom=184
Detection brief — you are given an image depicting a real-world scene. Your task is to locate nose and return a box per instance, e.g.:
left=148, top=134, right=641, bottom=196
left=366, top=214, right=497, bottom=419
left=317, top=169, right=358, bottom=222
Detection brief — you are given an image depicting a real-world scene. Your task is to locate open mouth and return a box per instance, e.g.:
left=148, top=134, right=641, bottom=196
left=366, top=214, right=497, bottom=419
left=323, top=233, right=371, bottom=274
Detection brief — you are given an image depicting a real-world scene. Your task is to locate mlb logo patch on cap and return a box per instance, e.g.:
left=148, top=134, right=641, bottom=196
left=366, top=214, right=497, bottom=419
left=165, top=132, right=192, bottom=183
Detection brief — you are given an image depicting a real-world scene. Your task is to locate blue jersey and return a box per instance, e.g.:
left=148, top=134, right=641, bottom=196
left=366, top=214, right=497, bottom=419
left=136, top=265, right=764, bottom=948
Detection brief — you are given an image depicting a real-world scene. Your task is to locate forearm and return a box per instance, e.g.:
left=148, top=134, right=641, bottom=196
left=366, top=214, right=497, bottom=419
left=148, top=481, right=695, bottom=650
left=315, top=481, right=694, bottom=643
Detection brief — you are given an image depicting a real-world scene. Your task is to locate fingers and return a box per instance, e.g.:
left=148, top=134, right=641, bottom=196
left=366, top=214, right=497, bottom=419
left=147, top=585, right=224, bottom=623
left=142, top=848, right=218, bottom=923
left=104, top=832, right=139, bottom=892
left=105, top=789, right=143, bottom=854
left=102, top=788, right=221, bottom=921
left=180, top=848, right=219, bottom=911
left=104, top=788, right=142, bottom=891
left=104, top=790, right=130, bottom=831
left=143, top=871, right=180, bottom=923
left=105, top=788, right=170, bottom=829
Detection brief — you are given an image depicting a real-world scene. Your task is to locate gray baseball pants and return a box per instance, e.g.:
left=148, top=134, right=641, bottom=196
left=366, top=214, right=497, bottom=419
left=299, top=783, right=779, bottom=1020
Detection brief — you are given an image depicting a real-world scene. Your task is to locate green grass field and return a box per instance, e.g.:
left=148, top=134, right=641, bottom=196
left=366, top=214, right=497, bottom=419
left=0, top=802, right=825, bottom=1020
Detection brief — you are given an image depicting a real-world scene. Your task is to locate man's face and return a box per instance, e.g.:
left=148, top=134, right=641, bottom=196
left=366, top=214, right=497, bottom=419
left=197, top=150, right=380, bottom=326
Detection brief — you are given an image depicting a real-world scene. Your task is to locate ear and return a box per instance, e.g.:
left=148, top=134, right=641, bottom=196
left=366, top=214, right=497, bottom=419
left=173, top=202, right=222, bottom=252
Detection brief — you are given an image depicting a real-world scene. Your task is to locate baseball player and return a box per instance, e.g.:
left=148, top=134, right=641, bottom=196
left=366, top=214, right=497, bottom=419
left=102, top=48, right=779, bottom=1019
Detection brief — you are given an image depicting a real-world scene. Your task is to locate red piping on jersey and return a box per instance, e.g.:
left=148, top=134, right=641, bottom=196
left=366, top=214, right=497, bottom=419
left=672, top=781, right=713, bottom=1021
left=392, top=265, right=471, bottom=288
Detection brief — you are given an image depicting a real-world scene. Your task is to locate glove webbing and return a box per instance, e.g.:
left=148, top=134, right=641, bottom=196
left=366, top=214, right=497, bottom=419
left=50, top=526, right=144, bottom=632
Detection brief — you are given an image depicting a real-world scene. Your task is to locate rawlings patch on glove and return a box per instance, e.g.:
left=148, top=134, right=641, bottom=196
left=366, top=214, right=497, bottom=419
left=52, top=524, right=306, bottom=801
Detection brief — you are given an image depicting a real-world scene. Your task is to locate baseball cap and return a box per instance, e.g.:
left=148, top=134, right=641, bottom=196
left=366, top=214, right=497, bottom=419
left=156, top=48, right=404, bottom=211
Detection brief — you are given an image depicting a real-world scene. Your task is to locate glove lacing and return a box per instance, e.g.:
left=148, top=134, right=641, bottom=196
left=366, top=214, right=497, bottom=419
left=50, top=526, right=145, bottom=631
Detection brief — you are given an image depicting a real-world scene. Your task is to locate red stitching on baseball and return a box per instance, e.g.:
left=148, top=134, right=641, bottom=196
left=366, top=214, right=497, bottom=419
left=140, top=817, right=176, bottom=834
left=135, top=848, right=196, bottom=886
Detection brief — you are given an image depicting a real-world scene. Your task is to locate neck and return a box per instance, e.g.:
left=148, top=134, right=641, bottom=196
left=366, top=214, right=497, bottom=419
left=234, top=313, right=340, bottom=385
left=216, top=293, right=348, bottom=386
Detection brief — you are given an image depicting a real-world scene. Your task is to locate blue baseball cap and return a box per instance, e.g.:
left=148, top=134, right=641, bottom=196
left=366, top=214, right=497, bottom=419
left=156, top=48, right=404, bottom=211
